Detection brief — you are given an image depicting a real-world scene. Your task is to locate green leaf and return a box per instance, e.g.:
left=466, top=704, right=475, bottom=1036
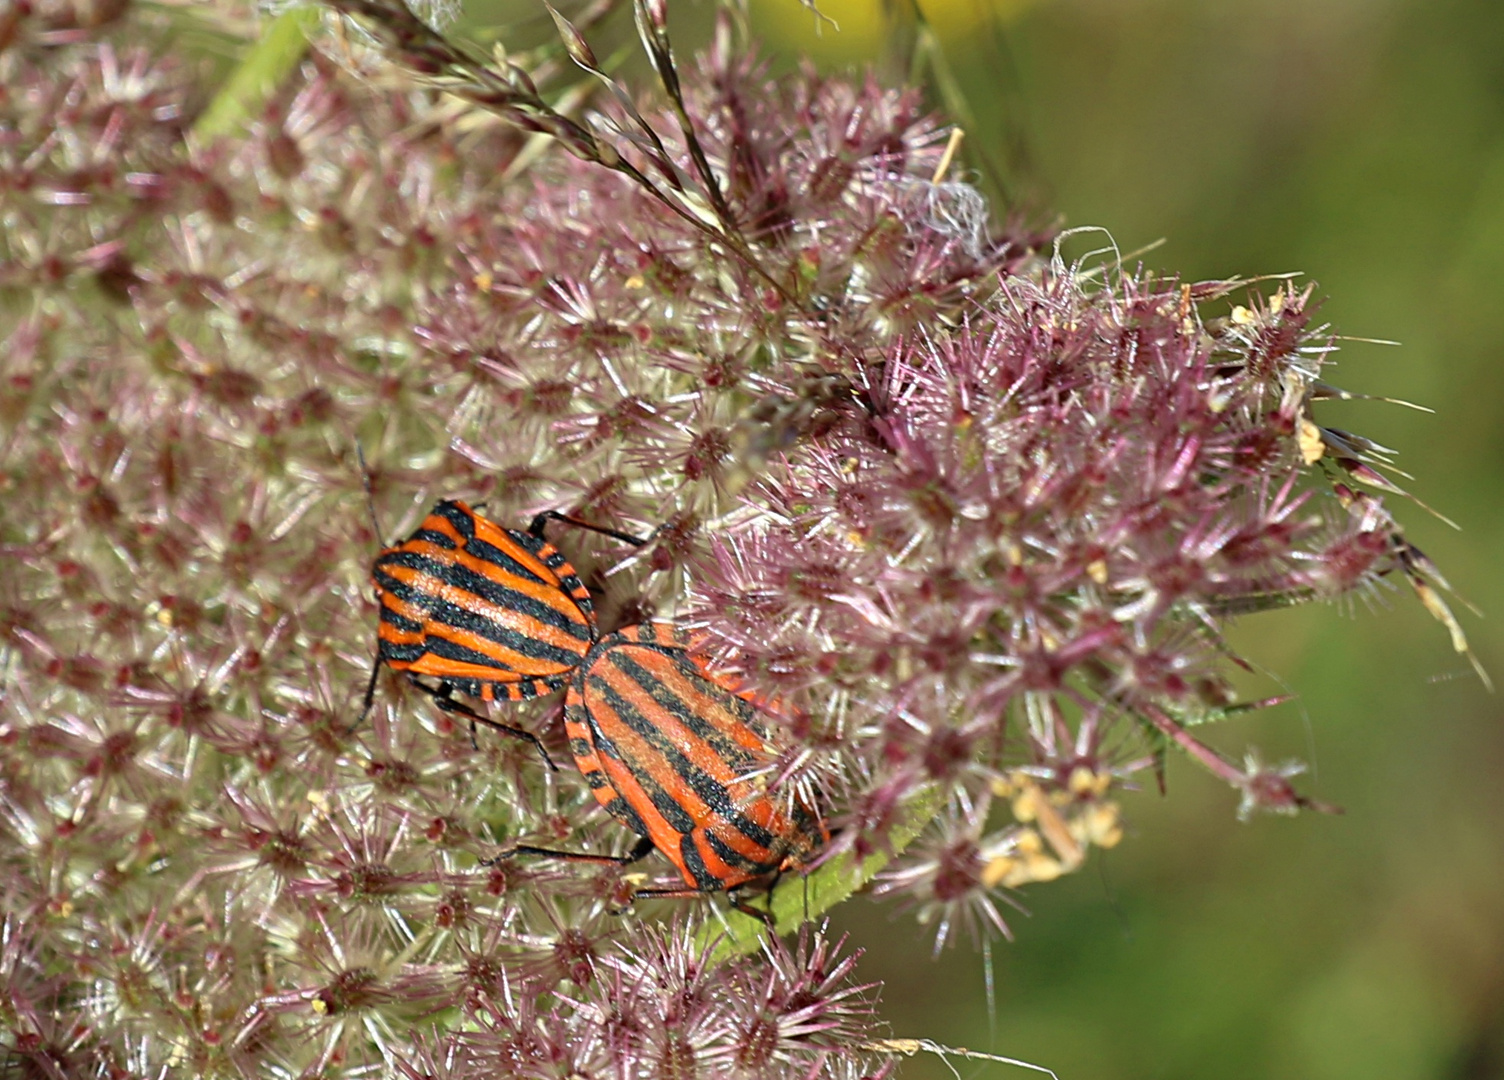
left=699, top=784, right=944, bottom=961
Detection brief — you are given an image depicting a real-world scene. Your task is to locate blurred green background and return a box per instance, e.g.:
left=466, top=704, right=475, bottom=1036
left=744, top=0, right=1504, bottom=1077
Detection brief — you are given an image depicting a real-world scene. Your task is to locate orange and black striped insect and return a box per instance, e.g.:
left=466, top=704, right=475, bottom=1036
left=506, top=621, right=828, bottom=915
left=361, top=498, right=645, bottom=768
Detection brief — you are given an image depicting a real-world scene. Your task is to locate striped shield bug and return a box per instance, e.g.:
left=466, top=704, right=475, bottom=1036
left=361, top=497, right=646, bottom=768
left=506, top=621, right=828, bottom=916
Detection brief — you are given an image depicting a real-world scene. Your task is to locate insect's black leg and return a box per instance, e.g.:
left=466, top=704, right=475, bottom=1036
left=425, top=681, right=482, bottom=751
left=624, top=835, right=655, bottom=862
left=763, top=869, right=784, bottom=922
left=407, top=678, right=558, bottom=771
left=628, top=872, right=774, bottom=924
left=624, top=880, right=778, bottom=926
left=433, top=681, right=483, bottom=752
left=349, top=652, right=383, bottom=734
left=726, top=888, right=777, bottom=929
left=527, top=510, right=651, bottom=547
left=485, top=835, right=654, bottom=868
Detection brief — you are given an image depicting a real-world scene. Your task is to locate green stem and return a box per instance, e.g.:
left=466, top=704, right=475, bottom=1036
left=194, top=6, right=322, bottom=142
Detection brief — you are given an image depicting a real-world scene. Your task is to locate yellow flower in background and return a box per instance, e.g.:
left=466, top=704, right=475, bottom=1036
left=752, top=0, right=1042, bottom=64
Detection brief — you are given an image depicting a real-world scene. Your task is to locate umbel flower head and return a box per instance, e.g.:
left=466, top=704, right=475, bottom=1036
left=0, top=0, right=1479, bottom=1076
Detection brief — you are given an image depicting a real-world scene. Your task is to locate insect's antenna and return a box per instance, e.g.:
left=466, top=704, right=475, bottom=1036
left=351, top=440, right=387, bottom=736
left=355, top=441, right=384, bottom=542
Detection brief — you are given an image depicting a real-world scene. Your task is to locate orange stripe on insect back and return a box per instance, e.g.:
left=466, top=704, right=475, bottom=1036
left=378, top=563, right=587, bottom=655
left=563, top=710, right=621, bottom=811
left=432, top=582, right=591, bottom=654
left=600, top=649, right=763, bottom=788
left=447, top=545, right=590, bottom=627
left=581, top=688, right=701, bottom=879
left=377, top=627, right=425, bottom=649
left=616, top=634, right=768, bottom=737
left=400, top=655, right=533, bottom=684
left=379, top=589, right=432, bottom=629
left=591, top=673, right=786, bottom=876
left=691, top=823, right=767, bottom=881
left=702, top=807, right=779, bottom=863
left=591, top=656, right=739, bottom=797
left=584, top=673, right=712, bottom=821
left=417, top=620, right=577, bottom=676
left=645, top=649, right=772, bottom=758
left=469, top=515, right=567, bottom=584
left=378, top=624, right=425, bottom=648
left=395, top=537, right=588, bottom=632
left=419, top=511, right=468, bottom=547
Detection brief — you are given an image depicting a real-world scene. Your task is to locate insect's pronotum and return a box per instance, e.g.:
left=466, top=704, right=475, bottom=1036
left=364, top=498, right=642, bottom=767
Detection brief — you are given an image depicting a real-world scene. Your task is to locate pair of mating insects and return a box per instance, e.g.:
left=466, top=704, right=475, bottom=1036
left=363, top=498, right=827, bottom=918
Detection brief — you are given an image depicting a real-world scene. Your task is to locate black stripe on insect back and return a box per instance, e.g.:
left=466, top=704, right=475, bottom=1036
left=377, top=604, right=425, bottom=636
left=609, top=646, right=763, bottom=772
left=408, top=524, right=460, bottom=551
left=418, top=635, right=525, bottom=672
left=375, top=600, right=426, bottom=663
left=678, top=835, right=721, bottom=891
left=587, top=667, right=780, bottom=853
left=417, top=598, right=581, bottom=668
left=435, top=562, right=589, bottom=639
left=699, top=826, right=777, bottom=879
left=376, top=549, right=580, bottom=634
left=418, top=626, right=572, bottom=676
left=587, top=673, right=727, bottom=823
left=375, top=564, right=587, bottom=662
left=603, top=794, right=650, bottom=838
left=594, top=651, right=768, bottom=824
left=431, top=500, right=479, bottom=540
left=458, top=535, right=567, bottom=594
left=377, top=637, right=426, bottom=664
left=582, top=707, right=700, bottom=836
